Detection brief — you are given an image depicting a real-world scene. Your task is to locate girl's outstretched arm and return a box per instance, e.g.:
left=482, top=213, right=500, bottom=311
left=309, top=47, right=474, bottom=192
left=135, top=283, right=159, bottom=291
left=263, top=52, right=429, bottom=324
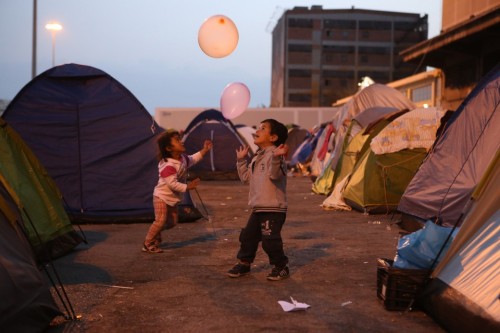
left=200, top=140, right=213, bottom=157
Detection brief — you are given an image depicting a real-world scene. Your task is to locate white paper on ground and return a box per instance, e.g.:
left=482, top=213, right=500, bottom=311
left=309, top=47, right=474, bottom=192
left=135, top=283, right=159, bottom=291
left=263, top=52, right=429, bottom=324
left=278, top=297, right=311, bottom=312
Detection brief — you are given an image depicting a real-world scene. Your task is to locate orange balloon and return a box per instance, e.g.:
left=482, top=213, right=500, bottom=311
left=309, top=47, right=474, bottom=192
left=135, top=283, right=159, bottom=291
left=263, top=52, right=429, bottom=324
left=198, top=15, right=239, bottom=58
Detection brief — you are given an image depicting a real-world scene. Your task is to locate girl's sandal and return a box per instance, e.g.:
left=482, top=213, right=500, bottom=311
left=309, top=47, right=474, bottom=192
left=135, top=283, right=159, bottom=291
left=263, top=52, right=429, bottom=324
left=141, top=242, right=163, bottom=253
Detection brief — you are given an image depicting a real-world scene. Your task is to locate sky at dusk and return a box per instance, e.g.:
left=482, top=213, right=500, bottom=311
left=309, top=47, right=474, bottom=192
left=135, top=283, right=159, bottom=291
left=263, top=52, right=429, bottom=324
left=0, top=0, right=442, bottom=114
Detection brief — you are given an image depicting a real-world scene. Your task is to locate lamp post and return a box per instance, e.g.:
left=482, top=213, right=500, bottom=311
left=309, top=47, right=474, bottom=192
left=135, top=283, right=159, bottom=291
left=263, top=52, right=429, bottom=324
left=45, top=22, right=62, bottom=67
left=32, top=0, right=37, bottom=78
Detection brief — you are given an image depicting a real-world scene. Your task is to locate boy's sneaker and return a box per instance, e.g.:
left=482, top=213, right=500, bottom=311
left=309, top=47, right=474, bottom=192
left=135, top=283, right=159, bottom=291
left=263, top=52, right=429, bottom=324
left=267, top=265, right=289, bottom=281
left=227, top=262, right=251, bottom=278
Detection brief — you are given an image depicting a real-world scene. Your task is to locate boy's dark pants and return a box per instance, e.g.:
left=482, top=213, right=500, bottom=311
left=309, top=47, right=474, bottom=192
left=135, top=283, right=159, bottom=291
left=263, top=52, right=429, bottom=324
left=237, top=212, right=288, bottom=267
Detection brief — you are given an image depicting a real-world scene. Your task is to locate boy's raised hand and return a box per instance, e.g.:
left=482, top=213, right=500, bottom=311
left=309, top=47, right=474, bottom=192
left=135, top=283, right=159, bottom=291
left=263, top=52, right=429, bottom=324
left=236, top=145, right=249, bottom=160
left=273, top=144, right=289, bottom=157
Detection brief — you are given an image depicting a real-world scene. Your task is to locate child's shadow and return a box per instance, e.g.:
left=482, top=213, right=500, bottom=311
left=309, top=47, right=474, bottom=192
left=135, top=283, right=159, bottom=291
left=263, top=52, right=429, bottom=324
left=288, top=242, right=331, bottom=267
left=162, top=233, right=216, bottom=249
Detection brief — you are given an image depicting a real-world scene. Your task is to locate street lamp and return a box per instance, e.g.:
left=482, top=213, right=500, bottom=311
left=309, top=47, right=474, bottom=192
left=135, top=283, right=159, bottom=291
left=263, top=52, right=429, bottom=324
left=45, top=22, right=62, bottom=67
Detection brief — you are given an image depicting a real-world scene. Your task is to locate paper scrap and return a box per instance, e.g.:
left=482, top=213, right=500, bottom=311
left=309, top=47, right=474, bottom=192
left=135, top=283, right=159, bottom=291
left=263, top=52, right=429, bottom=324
left=278, top=297, right=310, bottom=312
left=96, top=284, right=134, bottom=290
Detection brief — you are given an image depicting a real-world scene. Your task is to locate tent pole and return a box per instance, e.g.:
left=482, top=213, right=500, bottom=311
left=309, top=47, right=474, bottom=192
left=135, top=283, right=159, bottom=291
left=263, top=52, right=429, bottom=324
left=62, top=196, right=88, bottom=244
left=20, top=209, right=78, bottom=320
left=193, top=188, right=216, bottom=238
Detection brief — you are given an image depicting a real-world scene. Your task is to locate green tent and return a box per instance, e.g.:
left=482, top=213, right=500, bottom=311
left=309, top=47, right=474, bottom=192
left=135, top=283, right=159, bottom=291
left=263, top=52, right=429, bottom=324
left=311, top=83, right=416, bottom=196
left=343, top=147, right=428, bottom=213
left=0, top=118, right=82, bottom=262
left=342, top=107, right=445, bottom=213
left=311, top=158, right=336, bottom=195
left=330, top=107, right=406, bottom=193
left=321, top=107, right=408, bottom=210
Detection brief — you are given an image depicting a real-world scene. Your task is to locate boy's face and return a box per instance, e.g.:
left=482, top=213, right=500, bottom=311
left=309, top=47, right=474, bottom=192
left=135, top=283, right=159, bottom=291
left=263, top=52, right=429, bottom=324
left=254, top=122, right=277, bottom=148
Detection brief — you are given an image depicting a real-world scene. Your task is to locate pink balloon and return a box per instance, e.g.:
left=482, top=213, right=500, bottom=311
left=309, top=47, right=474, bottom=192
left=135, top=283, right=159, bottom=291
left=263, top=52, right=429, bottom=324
left=220, top=82, right=251, bottom=120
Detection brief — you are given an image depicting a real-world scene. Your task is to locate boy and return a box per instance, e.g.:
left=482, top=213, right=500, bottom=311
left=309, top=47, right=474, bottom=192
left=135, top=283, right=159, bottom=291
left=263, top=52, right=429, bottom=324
left=227, top=119, right=290, bottom=281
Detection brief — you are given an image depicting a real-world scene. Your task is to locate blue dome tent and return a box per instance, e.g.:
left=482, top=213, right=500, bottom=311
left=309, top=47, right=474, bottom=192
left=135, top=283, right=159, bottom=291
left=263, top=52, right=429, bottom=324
left=3, top=63, right=160, bottom=223
left=182, top=109, right=252, bottom=180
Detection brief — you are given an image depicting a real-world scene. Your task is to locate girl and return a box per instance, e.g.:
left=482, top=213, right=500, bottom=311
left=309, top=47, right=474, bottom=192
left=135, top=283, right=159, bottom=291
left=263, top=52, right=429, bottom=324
left=143, top=130, right=212, bottom=253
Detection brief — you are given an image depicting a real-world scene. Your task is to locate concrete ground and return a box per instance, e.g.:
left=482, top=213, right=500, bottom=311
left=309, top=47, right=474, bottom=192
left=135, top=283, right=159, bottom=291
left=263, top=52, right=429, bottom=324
left=48, top=177, right=444, bottom=333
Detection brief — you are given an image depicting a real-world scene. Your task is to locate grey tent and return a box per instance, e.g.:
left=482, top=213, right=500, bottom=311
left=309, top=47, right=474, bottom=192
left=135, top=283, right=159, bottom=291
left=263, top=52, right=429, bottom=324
left=2, top=63, right=160, bottom=223
left=398, top=64, right=500, bottom=228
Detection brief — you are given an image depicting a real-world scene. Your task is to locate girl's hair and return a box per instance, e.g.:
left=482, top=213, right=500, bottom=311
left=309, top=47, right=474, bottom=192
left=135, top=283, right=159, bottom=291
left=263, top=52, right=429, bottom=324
left=156, top=129, right=180, bottom=161
left=262, top=119, right=288, bottom=146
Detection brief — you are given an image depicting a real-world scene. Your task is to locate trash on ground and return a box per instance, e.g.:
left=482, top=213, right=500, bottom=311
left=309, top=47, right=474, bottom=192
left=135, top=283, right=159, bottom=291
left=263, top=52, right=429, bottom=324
left=95, top=284, right=134, bottom=290
left=278, top=297, right=310, bottom=312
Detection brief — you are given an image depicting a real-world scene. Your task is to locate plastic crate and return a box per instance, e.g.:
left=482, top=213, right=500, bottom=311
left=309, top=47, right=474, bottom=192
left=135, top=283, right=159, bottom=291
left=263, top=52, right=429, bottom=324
left=376, top=258, right=431, bottom=311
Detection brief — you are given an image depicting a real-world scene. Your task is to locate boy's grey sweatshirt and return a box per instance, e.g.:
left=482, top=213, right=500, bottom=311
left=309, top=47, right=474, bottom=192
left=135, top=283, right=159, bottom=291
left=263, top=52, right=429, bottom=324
left=236, top=146, right=287, bottom=213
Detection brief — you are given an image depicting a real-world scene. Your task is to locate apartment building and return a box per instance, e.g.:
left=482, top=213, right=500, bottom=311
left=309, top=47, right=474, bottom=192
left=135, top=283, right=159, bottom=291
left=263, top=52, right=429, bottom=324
left=270, top=6, right=428, bottom=107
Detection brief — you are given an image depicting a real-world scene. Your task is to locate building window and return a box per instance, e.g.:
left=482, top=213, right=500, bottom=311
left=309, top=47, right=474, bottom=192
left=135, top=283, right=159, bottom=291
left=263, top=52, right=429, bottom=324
left=359, top=46, right=389, bottom=55
left=288, top=94, right=311, bottom=102
left=323, top=70, right=353, bottom=79
left=289, top=69, right=311, bottom=78
left=323, top=45, right=354, bottom=54
left=288, top=44, right=312, bottom=52
left=359, top=20, right=391, bottom=30
left=361, top=30, right=370, bottom=38
left=411, top=85, right=432, bottom=102
left=288, top=18, right=313, bottom=28
left=394, top=21, right=416, bottom=31
left=324, top=19, right=356, bottom=29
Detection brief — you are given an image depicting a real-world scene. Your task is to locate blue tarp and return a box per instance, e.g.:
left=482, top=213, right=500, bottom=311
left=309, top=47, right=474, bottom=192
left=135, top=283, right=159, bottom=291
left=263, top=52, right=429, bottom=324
left=394, top=220, right=459, bottom=269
